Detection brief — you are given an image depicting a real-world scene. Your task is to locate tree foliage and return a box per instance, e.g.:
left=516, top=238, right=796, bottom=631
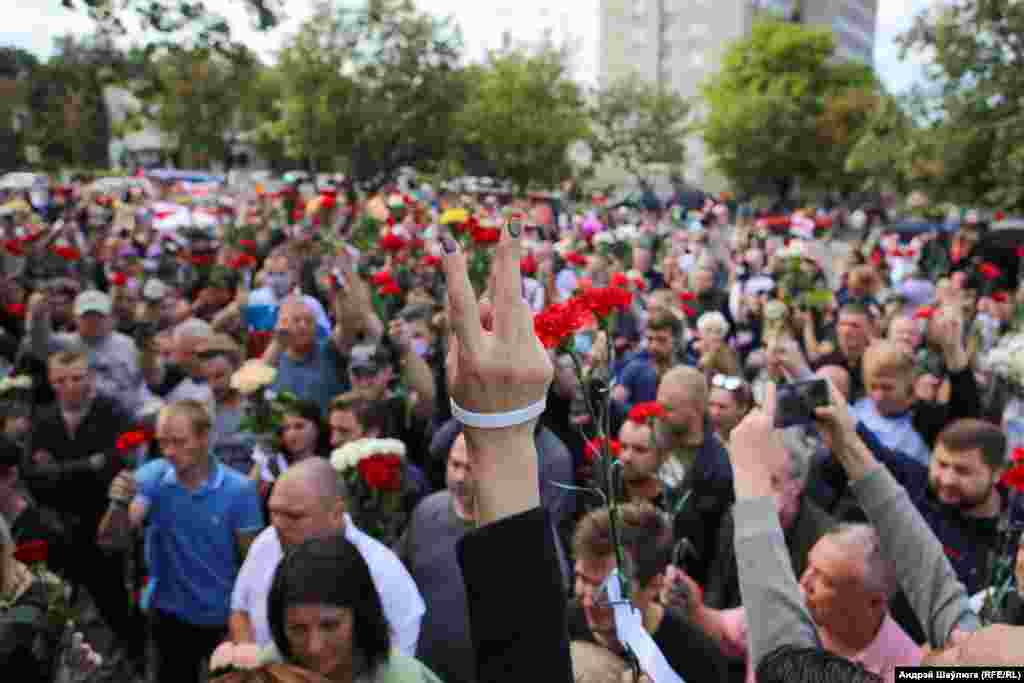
left=137, top=47, right=259, bottom=169
left=260, top=0, right=465, bottom=188
left=60, top=0, right=282, bottom=55
left=701, top=19, right=877, bottom=198
left=589, top=78, right=691, bottom=182
left=899, top=0, right=1024, bottom=210
left=456, top=47, right=589, bottom=192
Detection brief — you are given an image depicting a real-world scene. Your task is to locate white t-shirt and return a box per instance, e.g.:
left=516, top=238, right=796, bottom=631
left=231, top=518, right=426, bottom=655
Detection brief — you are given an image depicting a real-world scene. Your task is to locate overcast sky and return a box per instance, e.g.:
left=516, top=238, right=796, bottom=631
left=3, top=0, right=938, bottom=93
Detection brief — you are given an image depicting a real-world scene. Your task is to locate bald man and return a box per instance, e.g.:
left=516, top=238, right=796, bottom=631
left=228, top=458, right=425, bottom=654
left=655, top=365, right=734, bottom=584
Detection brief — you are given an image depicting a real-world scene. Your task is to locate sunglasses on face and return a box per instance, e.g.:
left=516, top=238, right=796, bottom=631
left=712, top=374, right=744, bottom=391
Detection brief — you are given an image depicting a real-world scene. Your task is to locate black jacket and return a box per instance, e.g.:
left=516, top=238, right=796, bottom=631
left=457, top=507, right=573, bottom=683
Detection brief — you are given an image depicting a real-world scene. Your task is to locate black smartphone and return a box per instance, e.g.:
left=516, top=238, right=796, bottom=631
left=774, top=378, right=829, bottom=429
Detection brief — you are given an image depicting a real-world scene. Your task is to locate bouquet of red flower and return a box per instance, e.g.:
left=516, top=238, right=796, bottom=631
left=329, top=438, right=414, bottom=545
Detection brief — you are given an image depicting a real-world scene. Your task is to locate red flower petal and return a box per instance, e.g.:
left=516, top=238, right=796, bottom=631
left=14, top=540, right=49, bottom=564
left=372, top=270, right=395, bottom=286
left=610, top=272, right=629, bottom=287
left=1013, top=447, right=1024, bottom=464
left=520, top=254, right=538, bottom=275
left=584, top=438, right=622, bottom=464
left=422, top=255, right=442, bottom=268
left=357, top=453, right=404, bottom=491
left=6, top=303, right=25, bottom=318
left=628, top=402, right=667, bottom=424
left=4, top=240, right=25, bottom=257
left=993, top=291, right=1010, bottom=304
left=914, top=307, right=936, bottom=320
left=380, top=283, right=403, bottom=296
left=471, top=226, right=501, bottom=245
left=1001, top=464, right=1024, bottom=493
left=679, top=291, right=696, bottom=302
left=111, top=272, right=128, bottom=287
left=980, top=262, right=1003, bottom=280
left=117, top=430, right=151, bottom=451
left=380, top=232, right=408, bottom=252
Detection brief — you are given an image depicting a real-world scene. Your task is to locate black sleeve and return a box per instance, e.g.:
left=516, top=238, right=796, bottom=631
left=658, top=611, right=728, bottom=683
left=457, top=507, right=573, bottom=683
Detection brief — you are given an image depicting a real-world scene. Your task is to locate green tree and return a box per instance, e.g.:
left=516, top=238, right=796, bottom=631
left=27, top=35, right=123, bottom=170
left=589, top=77, right=691, bottom=182
left=701, top=19, right=876, bottom=198
left=0, top=47, right=40, bottom=170
left=60, top=0, right=281, bottom=55
left=136, top=46, right=260, bottom=169
left=456, top=47, right=589, bottom=192
left=899, top=0, right=1024, bottom=210
left=261, top=0, right=465, bottom=188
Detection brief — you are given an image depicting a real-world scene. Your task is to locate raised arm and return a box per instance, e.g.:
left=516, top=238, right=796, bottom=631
left=440, top=225, right=571, bottom=683
left=813, top=381, right=979, bottom=647
left=728, top=412, right=822, bottom=668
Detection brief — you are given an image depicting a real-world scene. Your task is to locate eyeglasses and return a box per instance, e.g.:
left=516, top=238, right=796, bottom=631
left=712, top=374, right=743, bottom=391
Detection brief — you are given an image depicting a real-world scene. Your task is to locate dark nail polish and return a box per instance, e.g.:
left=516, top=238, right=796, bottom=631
left=508, top=221, right=521, bottom=238
left=442, top=236, right=457, bottom=254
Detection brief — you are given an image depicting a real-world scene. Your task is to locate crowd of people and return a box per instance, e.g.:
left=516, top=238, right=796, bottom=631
left=0, top=176, right=1022, bottom=683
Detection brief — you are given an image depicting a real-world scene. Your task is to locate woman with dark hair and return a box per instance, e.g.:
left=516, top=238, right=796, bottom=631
left=266, top=535, right=442, bottom=682
left=250, top=399, right=331, bottom=486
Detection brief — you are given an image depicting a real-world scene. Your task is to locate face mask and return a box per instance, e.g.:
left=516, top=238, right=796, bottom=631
left=412, top=339, right=429, bottom=357
left=266, top=273, right=291, bottom=297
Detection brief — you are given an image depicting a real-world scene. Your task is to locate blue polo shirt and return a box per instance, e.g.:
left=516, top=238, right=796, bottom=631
left=136, top=457, right=264, bottom=626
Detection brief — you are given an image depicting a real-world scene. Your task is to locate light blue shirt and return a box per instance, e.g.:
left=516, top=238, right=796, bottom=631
left=135, top=457, right=265, bottom=626
left=852, top=398, right=931, bottom=466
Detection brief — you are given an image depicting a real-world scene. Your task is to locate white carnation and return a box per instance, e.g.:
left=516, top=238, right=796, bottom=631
left=615, top=224, right=639, bottom=241
left=231, top=360, right=277, bottom=395
left=593, top=231, right=615, bottom=245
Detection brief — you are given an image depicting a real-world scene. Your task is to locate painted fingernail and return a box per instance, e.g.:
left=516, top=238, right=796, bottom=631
left=508, top=221, right=521, bottom=238
left=442, top=236, right=457, bottom=254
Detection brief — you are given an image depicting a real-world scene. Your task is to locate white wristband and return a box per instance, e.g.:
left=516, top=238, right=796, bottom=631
left=450, top=397, right=546, bottom=429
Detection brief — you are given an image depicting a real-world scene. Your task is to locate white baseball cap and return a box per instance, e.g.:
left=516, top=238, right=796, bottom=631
left=74, top=290, right=112, bottom=317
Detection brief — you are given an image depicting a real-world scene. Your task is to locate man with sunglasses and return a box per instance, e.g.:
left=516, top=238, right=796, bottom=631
left=708, top=374, right=754, bottom=441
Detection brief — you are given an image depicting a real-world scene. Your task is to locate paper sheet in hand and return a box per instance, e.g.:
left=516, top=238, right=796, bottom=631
left=603, top=570, right=684, bottom=683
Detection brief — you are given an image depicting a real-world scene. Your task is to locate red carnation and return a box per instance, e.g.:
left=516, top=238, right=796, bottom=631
left=1013, top=447, right=1024, bottom=464
left=4, top=240, right=25, bottom=257
left=20, top=228, right=43, bottom=243
left=471, top=226, right=501, bottom=245
left=357, top=454, right=403, bottom=492
left=380, top=282, right=403, bottom=296
left=111, top=272, right=128, bottom=287
left=913, top=307, right=936, bottom=320
left=229, top=254, right=258, bottom=270
left=682, top=304, right=697, bottom=317
left=53, top=245, right=82, bottom=262
left=320, top=194, right=337, bottom=210
left=520, top=254, right=538, bottom=275
left=422, top=255, right=442, bottom=268
left=996, top=211, right=1007, bottom=221
left=533, top=299, right=588, bottom=349
left=631, top=277, right=648, bottom=292
left=1017, top=246, right=1024, bottom=259
left=565, top=252, right=588, bottom=267
left=993, top=291, right=1010, bottom=304
left=1001, top=463, right=1024, bottom=492
left=679, top=291, right=696, bottom=302
left=585, top=437, right=621, bottom=464
left=189, top=253, right=214, bottom=267
left=14, top=540, right=49, bottom=565
left=291, top=208, right=305, bottom=222
left=580, top=286, right=632, bottom=319
left=239, top=239, right=258, bottom=252
left=380, top=232, right=408, bottom=253
left=117, top=430, right=150, bottom=451
left=628, top=402, right=667, bottom=424
left=610, top=272, right=629, bottom=288
left=979, top=262, right=1002, bottom=280
left=372, top=270, right=395, bottom=286
left=6, top=303, right=25, bottom=318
